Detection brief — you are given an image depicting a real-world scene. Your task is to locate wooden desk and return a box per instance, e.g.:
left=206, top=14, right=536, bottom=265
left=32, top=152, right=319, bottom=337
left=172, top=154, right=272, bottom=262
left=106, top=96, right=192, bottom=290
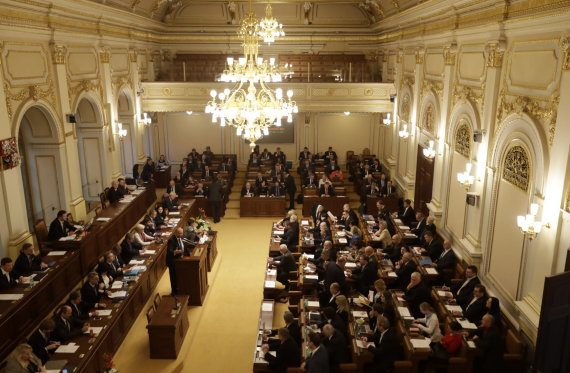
left=175, top=246, right=208, bottom=306
left=201, top=231, right=218, bottom=272
left=147, top=295, right=190, bottom=359
left=51, top=184, right=157, bottom=275
left=0, top=251, right=82, bottom=362
left=153, top=165, right=172, bottom=188
left=302, top=196, right=350, bottom=217
left=252, top=299, right=275, bottom=372
left=241, top=197, right=287, bottom=217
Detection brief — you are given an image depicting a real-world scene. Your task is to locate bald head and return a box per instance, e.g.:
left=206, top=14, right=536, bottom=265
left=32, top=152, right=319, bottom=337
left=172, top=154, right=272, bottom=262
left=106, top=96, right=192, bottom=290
left=175, top=227, right=184, bottom=237
left=443, top=240, right=451, bottom=250
left=322, top=324, right=334, bottom=337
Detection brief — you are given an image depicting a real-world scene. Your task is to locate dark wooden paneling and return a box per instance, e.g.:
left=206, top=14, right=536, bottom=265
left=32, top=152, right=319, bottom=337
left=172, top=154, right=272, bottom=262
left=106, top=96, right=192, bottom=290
left=414, top=145, right=434, bottom=216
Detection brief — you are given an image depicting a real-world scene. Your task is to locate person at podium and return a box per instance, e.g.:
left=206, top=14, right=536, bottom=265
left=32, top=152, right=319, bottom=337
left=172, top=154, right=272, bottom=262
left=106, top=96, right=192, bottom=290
left=166, top=228, right=187, bottom=296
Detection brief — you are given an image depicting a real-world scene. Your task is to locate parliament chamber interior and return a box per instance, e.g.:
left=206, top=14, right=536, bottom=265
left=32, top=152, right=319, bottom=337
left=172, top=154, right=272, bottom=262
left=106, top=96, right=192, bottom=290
left=0, top=0, right=569, bottom=372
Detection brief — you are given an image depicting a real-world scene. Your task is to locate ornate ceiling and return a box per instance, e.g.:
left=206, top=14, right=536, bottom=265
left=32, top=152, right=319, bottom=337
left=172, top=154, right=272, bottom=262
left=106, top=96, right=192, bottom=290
left=89, top=0, right=425, bottom=27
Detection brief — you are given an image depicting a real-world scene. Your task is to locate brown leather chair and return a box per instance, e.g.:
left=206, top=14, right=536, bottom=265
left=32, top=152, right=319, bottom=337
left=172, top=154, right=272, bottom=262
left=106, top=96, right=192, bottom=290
left=34, top=219, right=50, bottom=255
left=99, top=192, right=107, bottom=209
left=504, top=329, right=524, bottom=372
left=146, top=305, right=155, bottom=323
left=153, top=293, right=161, bottom=310
left=95, top=206, right=102, bottom=217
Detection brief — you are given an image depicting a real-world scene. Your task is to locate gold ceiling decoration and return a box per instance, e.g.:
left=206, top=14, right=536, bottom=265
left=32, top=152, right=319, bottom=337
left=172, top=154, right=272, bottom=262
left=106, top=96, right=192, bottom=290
left=455, top=120, right=472, bottom=158
left=502, top=145, right=530, bottom=192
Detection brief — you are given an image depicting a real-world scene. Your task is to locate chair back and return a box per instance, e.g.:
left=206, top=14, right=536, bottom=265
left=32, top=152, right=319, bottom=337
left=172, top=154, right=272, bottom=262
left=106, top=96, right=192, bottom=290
left=362, top=148, right=370, bottom=155
left=153, top=293, right=161, bottom=310
left=95, top=206, right=102, bottom=217
left=394, top=361, right=413, bottom=373
left=146, top=305, right=155, bottom=323
left=99, top=192, right=107, bottom=209
left=34, top=219, right=50, bottom=254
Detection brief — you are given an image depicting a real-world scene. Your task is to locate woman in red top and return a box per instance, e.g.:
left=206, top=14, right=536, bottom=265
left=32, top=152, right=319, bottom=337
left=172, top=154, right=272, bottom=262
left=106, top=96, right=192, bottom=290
left=429, top=320, right=463, bottom=371
left=440, top=321, right=463, bottom=356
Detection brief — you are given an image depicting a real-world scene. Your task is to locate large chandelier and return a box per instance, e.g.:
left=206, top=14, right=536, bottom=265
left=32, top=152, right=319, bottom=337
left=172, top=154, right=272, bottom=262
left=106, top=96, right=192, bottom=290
left=205, top=0, right=297, bottom=150
left=258, top=3, right=284, bottom=44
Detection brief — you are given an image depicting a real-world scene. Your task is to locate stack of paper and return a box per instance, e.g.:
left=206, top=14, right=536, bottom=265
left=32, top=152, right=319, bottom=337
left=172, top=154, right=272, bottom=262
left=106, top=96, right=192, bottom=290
left=109, top=291, right=127, bottom=298
left=305, top=275, right=318, bottom=281
left=169, top=211, right=180, bottom=216
left=0, top=294, right=24, bottom=301
left=356, top=340, right=374, bottom=349
left=411, top=338, right=431, bottom=349
left=394, top=219, right=403, bottom=224
left=142, top=249, right=156, bottom=255
left=261, top=302, right=273, bottom=312
left=467, top=340, right=476, bottom=348
left=397, top=307, right=411, bottom=317
left=308, top=301, right=320, bottom=308
left=345, top=262, right=357, bottom=269
left=96, top=217, right=111, bottom=222
left=85, top=326, right=103, bottom=335
left=129, top=259, right=144, bottom=265
left=264, top=280, right=276, bottom=288
left=58, top=236, right=76, bottom=241
left=445, top=305, right=463, bottom=314
left=55, top=343, right=79, bottom=353
left=267, top=269, right=277, bottom=276
left=338, top=238, right=348, bottom=244
left=47, top=251, right=66, bottom=256
left=398, top=225, right=410, bottom=230
left=273, top=230, right=284, bottom=235
left=425, top=268, right=438, bottom=275
left=457, top=318, right=478, bottom=329
left=437, top=290, right=450, bottom=297
left=111, top=281, right=123, bottom=289
left=387, top=272, right=398, bottom=278
left=301, top=220, right=310, bottom=225
left=97, top=309, right=112, bottom=316
left=352, top=310, right=368, bottom=318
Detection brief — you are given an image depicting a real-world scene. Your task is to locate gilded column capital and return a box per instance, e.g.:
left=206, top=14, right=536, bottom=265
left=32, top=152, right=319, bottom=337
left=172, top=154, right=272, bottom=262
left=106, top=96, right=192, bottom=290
left=485, top=42, right=505, bottom=68
left=415, top=50, right=424, bottom=64
left=382, top=53, right=388, bottom=63
left=51, top=44, right=66, bottom=65
left=129, top=50, right=137, bottom=63
left=443, top=45, right=456, bottom=65
left=560, top=35, right=570, bottom=71
left=396, top=50, right=403, bottom=63
left=100, top=48, right=110, bottom=64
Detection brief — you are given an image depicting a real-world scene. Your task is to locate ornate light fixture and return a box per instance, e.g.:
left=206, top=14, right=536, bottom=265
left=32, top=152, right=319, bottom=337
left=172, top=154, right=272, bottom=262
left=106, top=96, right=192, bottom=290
left=115, top=122, right=127, bottom=141
left=423, top=140, right=436, bottom=159
left=258, top=3, right=285, bottom=45
left=205, top=0, right=297, bottom=150
left=382, top=113, right=392, bottom=126
left=457, top=162, right=477, bottom=190
left=140, top=112, right=152, bottom=127
left=517, top=203, right=550, bottom=240
left=398, top=124, right=409, bottom=139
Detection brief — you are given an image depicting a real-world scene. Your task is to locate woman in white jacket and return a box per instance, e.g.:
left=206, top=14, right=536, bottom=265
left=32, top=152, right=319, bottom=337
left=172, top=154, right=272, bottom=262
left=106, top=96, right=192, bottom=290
left=134, top=224, right=154, bottom=247
left=412, top=302, right=442, bottom=340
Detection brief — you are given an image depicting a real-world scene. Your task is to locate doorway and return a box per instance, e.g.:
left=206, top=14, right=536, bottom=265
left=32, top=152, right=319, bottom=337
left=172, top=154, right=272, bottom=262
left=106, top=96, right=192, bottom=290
left=414, top=144, right=434, bottom=216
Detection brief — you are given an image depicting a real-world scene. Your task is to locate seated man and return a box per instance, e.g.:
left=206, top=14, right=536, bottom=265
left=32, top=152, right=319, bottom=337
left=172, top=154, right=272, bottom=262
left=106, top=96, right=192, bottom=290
left=280, top=221, right=298, bottom=252
left=319, top=182, right=335, bottom=197
left=465, top=314, right=504, bottom=372
left=382, top=180, right=396, bottom=196
left=120, top=233, right=141, bottom=264
left=394, top=252, right=416, bottom=289
left=14, top=243, right=47, bottom=276
left=442, top=265, right=480, bottom=308
left=362, top=316, right=402, bottom=373
left=166, top=179, right=182, bottom=197
left=271, top=244, right=296, bottom=288
left=241, top=182, right=256, bottom=197
left=366, top=181, right=381, bottom=196
left=108, top=180, right=123, bottom=203
left=270, top=181, right=284, bottom=197
left=66, top=291, right=97, bottom=324
left=201, top=165, right=213, bottom=180
left=255, top=172, right=265, bottom=189
left=0, top=257, right=22, bottom=289
left=263, top=311, right=302, bottom=347
left=463, top=284, right=488, bottom=324
left=261, top=327, right=300, bottom=372
left=80, top=272, right=108, bottom=310
left=51, top=305, right=88, bottom=342
left=321, top=324, right=349, bottom=373
left=421, top=231, right=443, bottom=261
left=432, top=240, right=456, bottom=272
left=48, top=210, right=77, bottom=241
left=248, top=153, right=261, bottom=167
left=163, top=192, right=181, bottom=211
left=299, top=147, right=311, bottom=161
left=393, top=199, right=415, bottom=226
left=348, top=255, right=378, bottom=294
left=304, top=172, right=318, bottom=188
left=410, top=212, right=426, bottom=236
left=302, top=332, right=330, bottom=373
left=194, top=182, right=208, bottom=196
left=403, top=272, right=431, bottom=318
left=28, top=319, right=58, bottom=364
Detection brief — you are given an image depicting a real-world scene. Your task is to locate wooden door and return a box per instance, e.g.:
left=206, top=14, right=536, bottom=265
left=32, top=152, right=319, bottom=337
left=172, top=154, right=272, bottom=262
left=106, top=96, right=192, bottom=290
left=413, top=145, right=434, bottom=216
left=35, top=155, right=62, bottom=222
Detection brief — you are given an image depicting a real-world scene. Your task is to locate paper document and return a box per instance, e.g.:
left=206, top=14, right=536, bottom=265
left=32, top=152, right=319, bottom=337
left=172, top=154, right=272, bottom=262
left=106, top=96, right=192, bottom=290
left=47, top=251, right=66, bottom=256
left=356, top=340, right=374, bottom=349
left=437, top=290, right=448, bottom=297
left=394, top=219, right=402, bottom=224
left=96, top=217, right=111, bottom=222
left=85, top=327, right=103, bottom=335
left=305, top=275, right=318, bottom=280
left=308, top=301, right=320, bottom=308
left=345, top=262, right=357, bottom=268
left=338, top=238, right=348, bottom=244
left=0, top=294, right=24, bottom=300
left=388, top=272, right=398, bottom=278
left=55, top=344, right=79, bottom=353
left=161, top=232, right=170, bottom=236
left=397, top=307, right=411, bottom=317
left=467, top=340, right=476, bottom=348
left=352, top=310, right=368, bottom=318
left=97, top=309, right=112, bottom=316
left=129, top=260, right=144, bottom=265
left=411, top=338, right=431, bottom=349
left=458, top=319, right=478, bottom=329
left=397, top=297, right=405, bottom=302
left=266, top=269, right=277, bottom=276
left=111, top=281, right=123, bottom=289
left=301, top=220, right=309, bottom=225
left=118, top=199, right=131, bottom=203
left=445, top=305, right=463, bottom=313
left=302, top=254, right=314, bottom=260
left=169, top=211, right=180, bottom=215
left=261, top=302, right=273, bottom=312
left=336, top=231, right=346, bottom=237
left=264, top=281, right=276, bottom=288
left=425, top=268, right=438, bottom=275
left=273, top=230, right=284, bottom=235
left=142, top=250, right=156, bottom=255
left=109, top=291, right=127, bottom=298
left=58, top=236, right=75, bottom=241
left=398, top=225, right=410, bottom=230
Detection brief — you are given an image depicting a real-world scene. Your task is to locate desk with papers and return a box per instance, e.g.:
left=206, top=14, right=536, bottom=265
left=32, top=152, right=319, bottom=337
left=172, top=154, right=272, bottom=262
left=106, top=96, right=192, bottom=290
left=240, top=196, right=287, bottom=217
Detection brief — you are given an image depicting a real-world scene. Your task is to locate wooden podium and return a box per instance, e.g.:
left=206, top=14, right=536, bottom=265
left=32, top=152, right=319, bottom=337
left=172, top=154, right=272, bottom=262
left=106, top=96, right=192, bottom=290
left=175, top=246, right=208, bottom=306
left=147, top=295, right=189, bottom=359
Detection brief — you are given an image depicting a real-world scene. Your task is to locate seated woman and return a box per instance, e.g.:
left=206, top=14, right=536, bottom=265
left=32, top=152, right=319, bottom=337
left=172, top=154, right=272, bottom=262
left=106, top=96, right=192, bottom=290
left=372, top=279, right=387, bottom=304
left=429, top=321, right=463, bottom=365
left=378, top=290, right=396, bottom=326
left=157, top=154, right=168, bottom=167
left=133, top=224, right=155, bottom=247
left=276, top=210, right=296, bottom=229
left=258, top=180, right=269, bottom=196
left=486, top=296, right=501, bottom=327
left=373, top=220, right=392, bottom=249
left=155, top=206, right=169, bottom=226
left=412, top=302, right=442, bottom=339
left=348, top=225, right=362, bottom=249
left=4, top=343, right=44, bottom=373
left=335, top=295, right=350, bottom=324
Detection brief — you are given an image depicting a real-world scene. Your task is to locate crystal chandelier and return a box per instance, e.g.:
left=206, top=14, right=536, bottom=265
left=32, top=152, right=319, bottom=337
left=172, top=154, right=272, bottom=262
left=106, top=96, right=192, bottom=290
left=258, top=3, right=284, bottom=44
left=205, top=1, right=297, bottom=150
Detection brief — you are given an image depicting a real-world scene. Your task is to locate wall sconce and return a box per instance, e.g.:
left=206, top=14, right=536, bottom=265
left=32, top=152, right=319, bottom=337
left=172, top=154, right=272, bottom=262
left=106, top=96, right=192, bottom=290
left=382, top=113, right=392, bottom=126
left=457, top=162, right=479, bottom=190
left=399, top=124, right=409, bottom=139
left=115, top=122, right=127, bottom=140
left=517, top=203, right=550, bottom=240
left=186, top=110, right=193, bottom=115
left=140, top=112, right=152, bottom=127
left=423, top=140, right=436, bottom=159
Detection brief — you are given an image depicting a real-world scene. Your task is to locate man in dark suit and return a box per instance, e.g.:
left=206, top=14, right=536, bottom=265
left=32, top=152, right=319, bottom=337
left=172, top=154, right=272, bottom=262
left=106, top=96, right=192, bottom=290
left=299, top=159, right=315, bottom=178
left=299, top=147, right=311, bottom=161
left=410, top=212, right=426, bottom=236
left=262, top=327, right=301, bottom=372
left=302, top=332, right=330, bottom=373
left=324, top=256, right=349, bottom=295
left=324, top=146, right=337, bottom=161
left=464, top=284, right=488, bottom=324
left=383, top=234, right=406, bottom=263
left=322, top=282, right=341, bottom=309
left=318, top=306, right=348, bottom=340
left=264, top=311, right=302, bottom=347
left=467, top=314, right=504, bottom=373
left=273, top=147, right=286, bottom=165
left=394, top=252, right=416, bottom=289
left=14, top=243, right=47, bottom=276
left=163, top=192, right=181, bottom=211
left=322, top=324, right=349, bottom=373
left=28, top=319, right=58, bottom=364
left=201, top=165, right=213, bottom=179
left=366, top=181, right=381, bottom=196
left=421, top=231, right=443, bottom=261
left=433, top=240, right=456, bottom=272
left=81, top=272, right=107, bottom=310
left=403, top=272, right=431, bottom=318
left=48, top=210, right=77, bottom=241
left=284, top=171, right=297, bottom=210
left=120, top=233, right=141, bottom=264
left=51, top=305, right=88, bottom=342
left=241, top=182, right=256, bottom=197
left=207, top=176, right=223, bottom=223
left=381, top=180, right=396, bottom=196
left=272, top=244, right=297, bottom=288
left=394, top=199, right=415, bottom=226
left=420, top=216, right=437, bottom=244
left=364, top=316, right=403, bottom=373
left=270, top=181, right=284, bottom=197
left=319, top=182, right=335, bottom=197
left=349, top=255, right=378, bottom=294
left=444, top=265, right=480, bottom=308
left=108, top=180, right=123, bottom=203
left=66, top=291, right=94, bottom=324
left=166, top=228, right=187, bottom=295
left=280, top=222, right=298, bottom=252
left=0, top=257, right=21, bottom=289
left=166, top=179, right=182, bottom=196
left=305, top=173, right=318, bottom=187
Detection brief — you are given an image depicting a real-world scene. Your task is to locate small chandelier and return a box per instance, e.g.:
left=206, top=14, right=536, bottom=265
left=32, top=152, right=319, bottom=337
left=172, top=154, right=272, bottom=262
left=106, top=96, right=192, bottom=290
left=423, top=140, right=436, bottom=159
left=398, top=124, right=409, bottom=139
left=258, top=3, right=284, bottom=45
left=382, top=113, right=392, bottom=126
left=205, top=0, right=297, bottom=150
left=517, top=203, right=550, bottom=240
left=457, top=162, right=475, bottom=190
left=115, top=122, right=127, bottom=141
left=140, top=112, right=151, bottom=127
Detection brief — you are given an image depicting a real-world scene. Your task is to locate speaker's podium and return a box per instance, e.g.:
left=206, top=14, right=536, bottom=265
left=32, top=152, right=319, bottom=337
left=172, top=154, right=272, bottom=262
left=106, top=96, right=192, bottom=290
left=175, top=246, right=209, bottom=306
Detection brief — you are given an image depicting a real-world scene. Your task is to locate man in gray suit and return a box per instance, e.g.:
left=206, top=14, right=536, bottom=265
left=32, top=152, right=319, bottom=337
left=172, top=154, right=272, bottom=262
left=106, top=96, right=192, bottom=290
left=302, top=332, right=330, bottom=373
left=207, top=176, right=223, bottom=223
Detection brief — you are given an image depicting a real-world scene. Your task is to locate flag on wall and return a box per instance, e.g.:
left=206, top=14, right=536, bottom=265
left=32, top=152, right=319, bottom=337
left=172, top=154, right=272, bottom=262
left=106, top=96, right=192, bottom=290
left=1, top=137, right=19, bottom=170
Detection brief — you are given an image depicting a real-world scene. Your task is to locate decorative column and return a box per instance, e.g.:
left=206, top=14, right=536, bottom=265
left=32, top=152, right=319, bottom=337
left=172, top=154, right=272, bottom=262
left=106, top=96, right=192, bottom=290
left=129, top=49, right=146, bottom=164
left=50, top=43, right=87, bottom=221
